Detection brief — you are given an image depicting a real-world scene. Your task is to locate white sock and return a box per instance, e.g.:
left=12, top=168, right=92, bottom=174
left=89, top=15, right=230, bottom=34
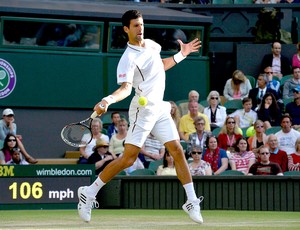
left=86, top=176, right=106, bottom=197
left=183, top=182, right=197, bottom=201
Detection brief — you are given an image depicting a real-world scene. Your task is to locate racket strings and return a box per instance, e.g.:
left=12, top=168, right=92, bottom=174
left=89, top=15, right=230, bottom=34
left=62, top=124, right=91, bottom=146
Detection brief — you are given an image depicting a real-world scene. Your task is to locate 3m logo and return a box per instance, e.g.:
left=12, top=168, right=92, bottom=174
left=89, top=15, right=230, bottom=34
left=0, top=58, right=17, bottom=99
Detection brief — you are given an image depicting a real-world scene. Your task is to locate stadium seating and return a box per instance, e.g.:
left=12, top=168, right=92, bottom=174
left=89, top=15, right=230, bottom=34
left=265, top=126, right=281, bottom=135
left=283, top=171, right=300, bottom=176
left=245, top=75, right=256, bottom=89
left=219, top=170, right=245, bottom=176
left=233, top=0, right=253, bottom=3
left=148, top=159, right=163, bottom=173
left=212, top=0, right=233, bottom=4
left=129, top=169, right=155, bottom=175
left=280, top=75, right=293, bottom=86
left=224, top=99, right=243, bottom=114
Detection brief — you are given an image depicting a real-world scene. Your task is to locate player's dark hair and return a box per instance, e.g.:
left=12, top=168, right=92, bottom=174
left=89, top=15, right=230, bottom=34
left=122, top=10, right=142, bottom=28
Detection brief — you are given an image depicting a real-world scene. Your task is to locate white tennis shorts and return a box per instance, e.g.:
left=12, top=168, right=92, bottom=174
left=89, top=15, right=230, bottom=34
left=125, top=101, right=179, bottom=148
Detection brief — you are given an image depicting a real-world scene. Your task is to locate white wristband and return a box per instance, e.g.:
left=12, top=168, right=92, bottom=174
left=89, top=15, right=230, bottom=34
left=102, top=95, right=116, bottom=105
left=173, top=51, right=186, bottom=64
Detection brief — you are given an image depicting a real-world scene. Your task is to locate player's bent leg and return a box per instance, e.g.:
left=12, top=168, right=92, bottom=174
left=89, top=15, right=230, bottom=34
left=78, top=144, right=140, bottom=222
left=165, top=140, right=204, bottom=224
left=100, top=144, right=141, bottom=182
left=164, top=140, right=192, bottom=185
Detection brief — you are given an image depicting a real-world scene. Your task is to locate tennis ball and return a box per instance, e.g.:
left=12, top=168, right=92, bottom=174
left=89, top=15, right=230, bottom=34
left=246, top=126, right=256, bottom=137
left=138, top=96, right=148, bottom=106
left=237, top=127, right=243, bottom=135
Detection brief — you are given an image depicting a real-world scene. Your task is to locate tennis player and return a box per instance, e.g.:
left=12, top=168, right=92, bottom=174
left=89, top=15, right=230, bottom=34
left=78, top=10, right=204, bottom=224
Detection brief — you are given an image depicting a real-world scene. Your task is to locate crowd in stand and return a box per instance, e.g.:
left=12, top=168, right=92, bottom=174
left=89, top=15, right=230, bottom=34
left=1, top=42, right=300, bottom=175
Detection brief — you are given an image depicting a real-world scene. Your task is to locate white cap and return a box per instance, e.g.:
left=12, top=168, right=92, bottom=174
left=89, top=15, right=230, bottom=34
left=2, top=108, right=14, bottom=116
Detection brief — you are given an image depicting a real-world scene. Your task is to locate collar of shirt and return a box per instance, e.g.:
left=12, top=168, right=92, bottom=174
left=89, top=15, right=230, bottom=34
left=271, top=148, right=279, bottom=154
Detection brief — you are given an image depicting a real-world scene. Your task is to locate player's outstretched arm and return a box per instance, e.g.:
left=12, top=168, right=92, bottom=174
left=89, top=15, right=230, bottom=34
left=162, top=38, right=201, bottom=71
left=94, top=82, right=132, bottom=115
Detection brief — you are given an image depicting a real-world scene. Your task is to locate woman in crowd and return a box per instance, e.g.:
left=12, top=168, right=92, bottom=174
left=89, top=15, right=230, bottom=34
left=217, top=117, right=243, bottom=154
left=169, top=101, right=180, bottom=133
left=223, top=70, right=252, bottom=101
left=187, top=116, right=211, bottom=156
left=292, top=42, right=300, bottom=69
left=229, top=137, right=256, bottom=175
left=109, top=118, right=128, bottom=157
left=79, top=118, right=109, bottom=164
left=156, top=149, right=177, bottom=176
left=188, top=145, right=212, bottom=176
left=257, top=92, right=282, bottom=129
left=202, top=136, right=228, bottom=175
left=0, top=134, right=29, bottom=164
left=203, top=90, right=227, bottom=131
left=247, top=120, right=268, bottom=157
left=288, top=137, right=300, bottom=171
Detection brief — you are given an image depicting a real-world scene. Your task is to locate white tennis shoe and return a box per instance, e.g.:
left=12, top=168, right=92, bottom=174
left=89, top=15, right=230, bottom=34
left=182, top=196, right=204, bottom=224
left=77, top=186, right=99, bottom=222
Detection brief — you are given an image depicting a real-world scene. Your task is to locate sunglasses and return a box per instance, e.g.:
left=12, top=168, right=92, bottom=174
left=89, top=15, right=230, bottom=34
left=192, top=152, right=202, bottom=155
left=196, top=123, right=205, bottom=126
left=227, top=121, right=235, bottom=124
left=260, top=152, right=270, bottom=155
left=211, top=97, right=218, bottom=100
left=256, top=125, right=264, bottom=128
left=8, top=139, right=17, bottom=142
left=265, top=72, right=273, bottom=74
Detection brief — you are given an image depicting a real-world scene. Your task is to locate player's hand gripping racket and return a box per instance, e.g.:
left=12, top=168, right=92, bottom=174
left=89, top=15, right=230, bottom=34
left=61, top=105, right=104, bottom=147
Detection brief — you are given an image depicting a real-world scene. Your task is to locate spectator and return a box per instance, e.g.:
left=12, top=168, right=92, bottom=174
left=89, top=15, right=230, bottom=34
left=187, top=116, right=211, bottom=156
left=107, top=112, right=121, bottom=139
left=156, top=149, right=177, bottom=176
left=217, top=117, right=243, bottom=154
left=223, top=70, right=252, bottom=101
left=188, top=145, right=212, bottom=176
left=0, top=134, right=31, bottom=164
left=248, top=146, right=283, bottom=176
left=140, top=133, right=165, bottom=168
left=6, top=148, right=29, bottom=165
left=248, top=74, right=279, bottom=111
left=266, top=134, right=288, bottom=172
left=275, top=114, right=300, bottom=155
left=285, top=86, right=300, bottom=130
left=257, top=92, right=282, bottom=129
left=260, top=41, right=291, bottom=80
left=177, top=90, right=204, bottom=116
left=179, top=101, right=210, bottom=142
left=288, top=137, right=300, bottom=171
left=0, top=108, right=37, bottom=164
left=283, top=66, right=300, bottom=99
left=170, top=101, right=180, bottom=132
left=292, top=42, right=300, bottom=68
left=247, top=120, right=268, bottom=157
left=264, top=66, right=281, bottom=96
left=203, top=90, right=227, bottom=131
left=79, top=118, right=109, bottom=164
left=87, top=139, right=115, bottom=175
left=109, top=118, right=128, bottom=157
left=229, top=137, right=256, bottom=175
left=202, top=136, right=228, bottom=175
left=229, top=97, right=257, bottom=128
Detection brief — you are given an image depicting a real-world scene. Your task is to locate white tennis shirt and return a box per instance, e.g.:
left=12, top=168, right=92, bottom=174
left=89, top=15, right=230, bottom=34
left=117, top=39, right=165, bottom=105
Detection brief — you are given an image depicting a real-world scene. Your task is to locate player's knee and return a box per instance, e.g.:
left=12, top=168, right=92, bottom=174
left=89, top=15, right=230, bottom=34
left=120, top=155, right=136, bottom=168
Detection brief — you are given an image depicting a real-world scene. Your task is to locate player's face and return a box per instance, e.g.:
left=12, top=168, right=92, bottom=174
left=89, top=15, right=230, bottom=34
left=125, top=17, right=144, bottom=46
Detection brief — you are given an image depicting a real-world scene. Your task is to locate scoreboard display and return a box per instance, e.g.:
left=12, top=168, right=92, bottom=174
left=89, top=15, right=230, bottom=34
left=0, top=164, right=95, bottom=210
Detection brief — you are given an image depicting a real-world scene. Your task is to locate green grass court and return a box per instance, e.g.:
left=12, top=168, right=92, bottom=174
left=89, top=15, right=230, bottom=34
left=0, top=209, right=299, bottom=229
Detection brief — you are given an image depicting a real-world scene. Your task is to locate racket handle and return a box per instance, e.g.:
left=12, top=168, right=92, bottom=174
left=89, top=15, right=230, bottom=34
left=91, top=111, right=98, bottom=119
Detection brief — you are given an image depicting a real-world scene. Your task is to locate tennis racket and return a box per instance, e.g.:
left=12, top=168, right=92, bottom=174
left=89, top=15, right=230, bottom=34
left=61, top=111, right=99, bottom=147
